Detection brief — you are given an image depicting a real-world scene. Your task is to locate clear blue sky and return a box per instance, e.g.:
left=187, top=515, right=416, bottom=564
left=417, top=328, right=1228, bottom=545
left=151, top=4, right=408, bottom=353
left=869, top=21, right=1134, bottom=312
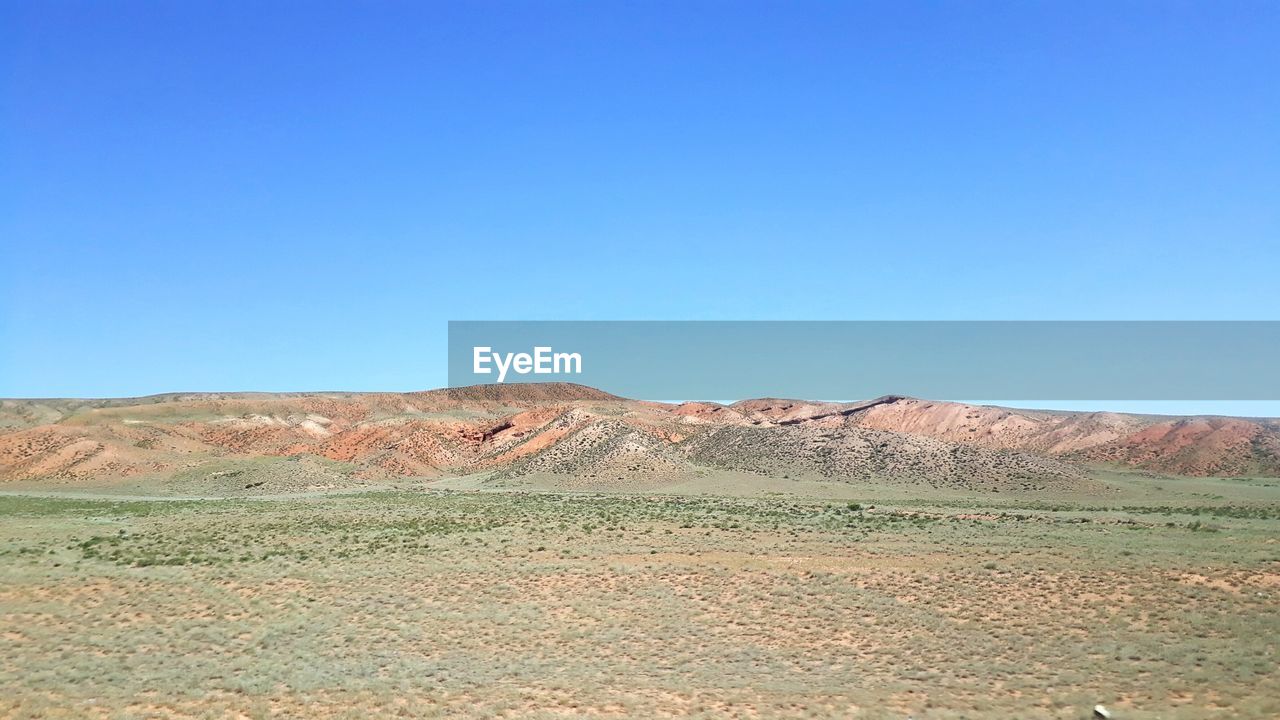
left=2, top=2, right=1278, bottom=410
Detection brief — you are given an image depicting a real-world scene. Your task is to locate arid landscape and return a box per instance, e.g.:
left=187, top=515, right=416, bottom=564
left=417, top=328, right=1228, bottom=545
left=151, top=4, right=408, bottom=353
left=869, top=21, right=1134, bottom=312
left=2, top=384, right=1279, bottom=718
left=3, top=383, right=1278, bottom=494
left=9, top=0, right=1278, bottom=715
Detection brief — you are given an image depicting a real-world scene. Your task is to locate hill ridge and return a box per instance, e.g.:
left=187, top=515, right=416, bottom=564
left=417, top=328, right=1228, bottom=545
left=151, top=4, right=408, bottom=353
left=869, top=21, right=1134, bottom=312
left=2, top=383, right=1277, bottom=492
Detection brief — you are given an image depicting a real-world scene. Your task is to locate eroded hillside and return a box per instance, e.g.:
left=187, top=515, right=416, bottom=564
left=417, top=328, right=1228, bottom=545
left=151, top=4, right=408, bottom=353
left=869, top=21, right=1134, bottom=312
left=1, top=384, right=1276, bottom=494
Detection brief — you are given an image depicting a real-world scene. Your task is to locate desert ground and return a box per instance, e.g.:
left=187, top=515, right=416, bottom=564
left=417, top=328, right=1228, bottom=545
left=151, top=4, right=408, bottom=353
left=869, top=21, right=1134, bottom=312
left=2, top=386, right=1279, bottom=718
left=2, top=472, right=1279, bottom=719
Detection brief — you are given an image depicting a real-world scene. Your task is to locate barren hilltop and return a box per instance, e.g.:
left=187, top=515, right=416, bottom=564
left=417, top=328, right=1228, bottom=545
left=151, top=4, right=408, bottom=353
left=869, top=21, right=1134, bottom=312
left=2, top=382, right=1277, bottom=495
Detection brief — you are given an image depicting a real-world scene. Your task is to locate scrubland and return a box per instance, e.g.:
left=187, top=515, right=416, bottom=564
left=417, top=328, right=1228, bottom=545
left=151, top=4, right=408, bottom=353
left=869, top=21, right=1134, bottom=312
left=2, top=481, right=1278, bottom=719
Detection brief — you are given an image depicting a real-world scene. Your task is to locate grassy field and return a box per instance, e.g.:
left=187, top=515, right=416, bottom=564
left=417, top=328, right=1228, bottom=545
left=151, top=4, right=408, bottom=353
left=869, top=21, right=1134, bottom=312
left=2, top=483, right=1279, bottom=718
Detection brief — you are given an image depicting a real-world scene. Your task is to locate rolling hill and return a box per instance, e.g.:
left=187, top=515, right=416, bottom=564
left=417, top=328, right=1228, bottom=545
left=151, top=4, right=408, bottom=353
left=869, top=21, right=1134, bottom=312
left=1, top=383, right=1276, bottom=494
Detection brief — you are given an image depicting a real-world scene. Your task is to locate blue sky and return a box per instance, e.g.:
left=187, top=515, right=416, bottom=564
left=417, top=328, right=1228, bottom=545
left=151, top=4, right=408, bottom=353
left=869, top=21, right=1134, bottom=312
left=2, top=1, right=1278, bottom=410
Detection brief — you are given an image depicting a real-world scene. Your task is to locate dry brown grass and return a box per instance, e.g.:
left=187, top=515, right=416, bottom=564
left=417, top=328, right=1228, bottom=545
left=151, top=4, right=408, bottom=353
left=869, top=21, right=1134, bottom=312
left=1, top=490, right=1278, bottom=719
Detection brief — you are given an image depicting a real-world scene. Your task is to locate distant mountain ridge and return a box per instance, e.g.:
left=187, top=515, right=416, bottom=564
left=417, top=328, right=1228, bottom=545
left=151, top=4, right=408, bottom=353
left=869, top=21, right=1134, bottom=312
left=1, top=383, right=1277, bottom=493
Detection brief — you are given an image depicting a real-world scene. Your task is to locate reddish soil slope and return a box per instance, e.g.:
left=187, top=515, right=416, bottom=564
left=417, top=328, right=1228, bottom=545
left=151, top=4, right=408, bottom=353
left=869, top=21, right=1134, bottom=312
left=1, top=384, right=1276, bottom=488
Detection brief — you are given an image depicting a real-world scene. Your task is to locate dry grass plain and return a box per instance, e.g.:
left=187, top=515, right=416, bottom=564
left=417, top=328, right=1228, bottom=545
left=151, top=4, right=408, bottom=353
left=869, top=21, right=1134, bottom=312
left=2, top=480, right=1279, bottom=719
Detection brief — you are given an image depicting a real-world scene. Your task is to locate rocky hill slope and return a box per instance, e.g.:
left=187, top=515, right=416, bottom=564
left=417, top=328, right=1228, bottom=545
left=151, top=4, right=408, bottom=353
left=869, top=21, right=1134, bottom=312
left=1, top=383, right=1276, bottom=493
